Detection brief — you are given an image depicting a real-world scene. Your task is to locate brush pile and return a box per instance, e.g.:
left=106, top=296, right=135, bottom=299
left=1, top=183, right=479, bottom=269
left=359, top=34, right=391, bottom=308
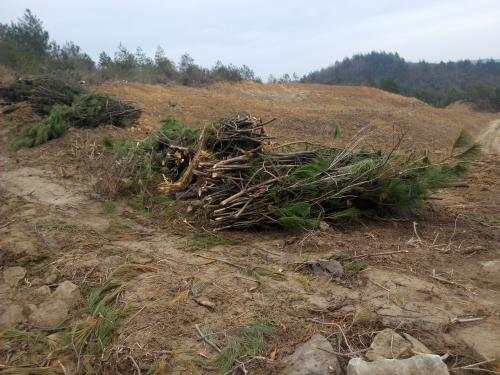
left=0, top=76, right=84, bottom=114
left=158, top=114, right=476, bottom=230
left=1, top=76, right=141, bottom=148
left=70, top=93, right=140, bottom=128
left=0, top=76, right=140, bottom=126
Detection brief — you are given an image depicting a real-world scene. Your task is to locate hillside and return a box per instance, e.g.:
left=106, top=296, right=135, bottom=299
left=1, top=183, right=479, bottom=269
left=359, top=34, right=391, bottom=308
left=96, top=81, right=496, bottom=154
left=1, top=81, right=499, bottom=374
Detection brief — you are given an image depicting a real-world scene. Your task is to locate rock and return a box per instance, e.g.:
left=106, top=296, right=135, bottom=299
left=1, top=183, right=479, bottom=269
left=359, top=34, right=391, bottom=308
left=366, top=329, right=411, bottom=361
left=193, top=297, right=216, bottom=310
left=307, top=295, right=330, bottom=311
left=52, top=281, right=81, bottom=306
left=280, top=334, right=342, bottom=375
left=29, top=299, right=69, bottom=328
left=402, top=333, right=433, bottom=355
left=34, top=285, right=51, bottom=297
left=352, top=306, right=378, bottom=324
left=366, top=329, right=431, bottom=361
left=0, top=304, right=25, bottom=328
left=45, top=273, right=58, bottom=284
left=360, top=268, right=460, bottom=331
left=347, top=355, right=449, bottom=375
left=3, top=266, right=26, bottom=287
left=303, top=260, right=344, bottom=278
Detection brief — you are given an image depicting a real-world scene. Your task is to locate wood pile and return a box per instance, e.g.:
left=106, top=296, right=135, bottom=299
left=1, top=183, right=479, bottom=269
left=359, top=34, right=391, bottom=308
left=158, top=114, right=471, bottom=230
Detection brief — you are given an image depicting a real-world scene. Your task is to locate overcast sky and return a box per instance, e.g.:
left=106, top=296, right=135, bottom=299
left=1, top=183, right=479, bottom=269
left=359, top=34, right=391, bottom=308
left=1, top=0, right=499, bottom=78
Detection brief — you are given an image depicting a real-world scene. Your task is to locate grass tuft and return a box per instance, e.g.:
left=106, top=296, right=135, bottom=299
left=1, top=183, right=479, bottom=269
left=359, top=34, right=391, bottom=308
left=216, top=322, right=274, bottom=374
left=103, top=200, right=117, bottom=215
left=68, top=264, right=149, bottom=356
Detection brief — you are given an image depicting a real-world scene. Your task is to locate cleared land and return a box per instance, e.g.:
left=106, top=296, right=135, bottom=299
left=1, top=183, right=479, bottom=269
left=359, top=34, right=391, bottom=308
left=1, top=80, right=499, bottom=374
left=97, top=81, right=497, bottom=153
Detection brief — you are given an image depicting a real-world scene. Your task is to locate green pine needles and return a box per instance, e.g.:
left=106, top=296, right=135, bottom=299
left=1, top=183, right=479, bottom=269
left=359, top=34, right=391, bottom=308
left=216, top=322, right=274, bottom=373
left=153, top=114, right=479, bottom=230
left=11, top=104, right=71, bottom=149
left=8, top=77, right=139, bottom=149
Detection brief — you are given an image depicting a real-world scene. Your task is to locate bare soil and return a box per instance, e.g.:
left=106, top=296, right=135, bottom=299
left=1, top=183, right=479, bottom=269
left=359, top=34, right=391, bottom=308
left=0, top=81, right=499, bottom=374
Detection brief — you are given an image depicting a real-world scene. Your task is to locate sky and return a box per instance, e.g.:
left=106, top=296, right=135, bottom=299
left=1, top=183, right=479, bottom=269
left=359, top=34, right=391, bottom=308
left=1, top=0, right=499, bottom=78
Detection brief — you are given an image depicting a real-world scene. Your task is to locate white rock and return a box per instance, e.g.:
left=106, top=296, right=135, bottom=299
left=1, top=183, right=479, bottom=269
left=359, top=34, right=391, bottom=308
left=3, top=266, right=26, bottom=287
left=280, top=334, right=342, bottom=375
left=347, top=354, right=449, bottom=375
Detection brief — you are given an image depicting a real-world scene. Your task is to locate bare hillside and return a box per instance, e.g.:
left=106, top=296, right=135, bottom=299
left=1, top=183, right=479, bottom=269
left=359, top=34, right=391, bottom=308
left=97, top=81, right=497, bottom=153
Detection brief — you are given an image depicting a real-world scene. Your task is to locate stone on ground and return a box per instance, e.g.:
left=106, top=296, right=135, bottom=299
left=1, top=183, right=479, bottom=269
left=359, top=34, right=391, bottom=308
left=29, top=299, right=69, bottom=328
left=402, top=333, right=433, bottom=355
left=34, top=285, right=51, bottom=297
left=3, top=266, right=26, bottom=287
left=52, top=281, right=81, bottom=306
left=366, top=328, right=431, bottom=361
left=347, top=354, right=449, bottom=375
left=280, top=334, right=342, bottom=375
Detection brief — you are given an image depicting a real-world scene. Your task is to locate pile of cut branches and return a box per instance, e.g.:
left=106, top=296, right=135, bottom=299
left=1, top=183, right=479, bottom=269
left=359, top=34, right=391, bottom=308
left=0, top=76, right=84, bottom=114
left=2, top=76, right=141, bottom=148
left=70, top=93, right=139, bottom=128
left=158, top=114, right=477, bottom=230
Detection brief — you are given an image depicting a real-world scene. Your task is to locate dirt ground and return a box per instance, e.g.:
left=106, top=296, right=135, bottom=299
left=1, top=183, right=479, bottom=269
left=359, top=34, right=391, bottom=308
left=0, top=81, right=499, bottom=374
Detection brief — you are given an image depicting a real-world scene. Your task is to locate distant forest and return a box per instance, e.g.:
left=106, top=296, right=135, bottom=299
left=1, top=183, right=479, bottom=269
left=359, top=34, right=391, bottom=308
left=303, top=52, right=500, bottom=112
left=1, top=10, right=499, bottom=112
